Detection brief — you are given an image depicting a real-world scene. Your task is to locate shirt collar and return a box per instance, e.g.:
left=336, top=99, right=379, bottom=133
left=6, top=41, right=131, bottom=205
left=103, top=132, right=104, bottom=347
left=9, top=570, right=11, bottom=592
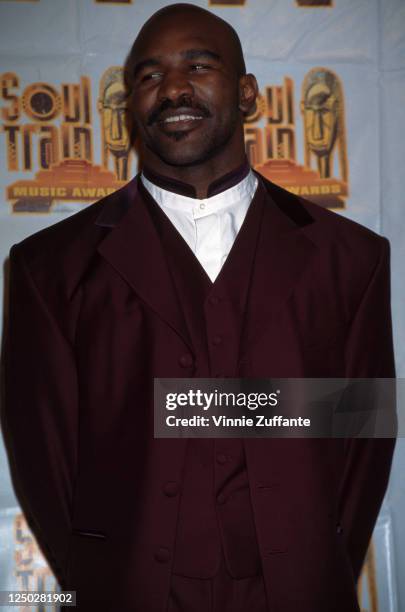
left=141, top=168, right=258, bottom=219
left=140, top=158, right=257, bottom=217
left=141, top=157, right=251, bottom=198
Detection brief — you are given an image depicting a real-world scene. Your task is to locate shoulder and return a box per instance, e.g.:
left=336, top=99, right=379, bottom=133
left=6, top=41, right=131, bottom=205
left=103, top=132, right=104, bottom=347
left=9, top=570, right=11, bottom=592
left=9, top=178, right=137, bottom=272
left=258, top=173, right=389, bottom=269
left=257, top=175, right=391, bottom=329
left=8, top=178, right=138, bottom=309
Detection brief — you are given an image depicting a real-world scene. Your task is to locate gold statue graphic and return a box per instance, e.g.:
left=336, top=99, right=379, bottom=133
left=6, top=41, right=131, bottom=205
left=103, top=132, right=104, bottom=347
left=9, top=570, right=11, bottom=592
left=301, top=68, right=347, bottom=182
left=98, top=66, right=131, bottom=181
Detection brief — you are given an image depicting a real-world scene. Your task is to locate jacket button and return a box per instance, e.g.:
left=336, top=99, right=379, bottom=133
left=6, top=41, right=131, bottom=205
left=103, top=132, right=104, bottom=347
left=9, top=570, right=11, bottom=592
left=216, top=453, right=227, bottom=465
left=208, top=296, right=220, bottom=306
left=163, top=482, right=180, bottom=497
left=178, top=354, right=193, bottom=368
left=154, top=547, right=170, bottom=563
left=212, top=335, right=222, bottom=346
left=336, top=523, right=343, bottom=535
left=217, top=493, right=226, bottom=505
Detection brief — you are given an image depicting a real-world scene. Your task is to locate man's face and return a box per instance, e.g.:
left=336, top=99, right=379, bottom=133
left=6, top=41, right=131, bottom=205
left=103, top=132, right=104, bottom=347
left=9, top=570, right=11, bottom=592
left=128, top=15, right=243, bottom=167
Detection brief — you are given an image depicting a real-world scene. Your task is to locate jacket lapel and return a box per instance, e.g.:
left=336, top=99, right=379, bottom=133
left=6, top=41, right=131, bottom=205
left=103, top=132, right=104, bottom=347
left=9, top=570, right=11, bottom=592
left=240, top=174, right=318, bottom=352
left=94, top=176, right=193, bottom=352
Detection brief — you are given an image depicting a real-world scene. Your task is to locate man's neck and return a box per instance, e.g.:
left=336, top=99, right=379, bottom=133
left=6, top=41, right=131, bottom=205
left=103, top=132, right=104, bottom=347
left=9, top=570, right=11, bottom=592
left=142, top=155, right=251, bottom=200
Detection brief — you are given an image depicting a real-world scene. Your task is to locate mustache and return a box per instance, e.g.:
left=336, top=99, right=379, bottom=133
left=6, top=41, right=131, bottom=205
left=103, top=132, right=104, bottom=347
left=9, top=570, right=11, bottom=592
left=147, top=98, right=212, bottom=126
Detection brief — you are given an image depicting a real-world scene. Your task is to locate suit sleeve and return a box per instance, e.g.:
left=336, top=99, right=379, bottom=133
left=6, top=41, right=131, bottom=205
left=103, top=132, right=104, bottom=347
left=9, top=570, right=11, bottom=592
left=338, top=236, right=396, bottom=583
left=2, top=244, right=78, bottom=587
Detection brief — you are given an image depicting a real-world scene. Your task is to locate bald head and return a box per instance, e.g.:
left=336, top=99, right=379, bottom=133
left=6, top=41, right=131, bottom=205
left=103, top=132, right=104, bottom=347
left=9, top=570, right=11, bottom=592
left=123, top=2, right=258, bottom=179
left=126, top=3, right=246, bottom=87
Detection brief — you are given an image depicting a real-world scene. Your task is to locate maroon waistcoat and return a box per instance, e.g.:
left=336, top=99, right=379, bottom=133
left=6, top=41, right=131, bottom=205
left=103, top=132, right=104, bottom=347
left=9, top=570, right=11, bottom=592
left=140, top=178, right=266, bottom=579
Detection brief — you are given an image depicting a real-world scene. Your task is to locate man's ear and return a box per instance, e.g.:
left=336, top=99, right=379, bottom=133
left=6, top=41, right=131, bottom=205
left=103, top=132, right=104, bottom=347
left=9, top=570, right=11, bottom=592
left=238, top=73, right=259, bottom=115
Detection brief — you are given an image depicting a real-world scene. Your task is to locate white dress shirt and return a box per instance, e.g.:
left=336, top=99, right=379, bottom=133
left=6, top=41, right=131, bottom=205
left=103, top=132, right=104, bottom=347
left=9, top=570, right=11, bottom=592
left=140, top=170, right=258, bottom=282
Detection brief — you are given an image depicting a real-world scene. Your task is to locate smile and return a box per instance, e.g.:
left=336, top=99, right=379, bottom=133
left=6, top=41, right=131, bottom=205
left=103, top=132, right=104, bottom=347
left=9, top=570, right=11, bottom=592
left=162, top=115, right=204, bottom=124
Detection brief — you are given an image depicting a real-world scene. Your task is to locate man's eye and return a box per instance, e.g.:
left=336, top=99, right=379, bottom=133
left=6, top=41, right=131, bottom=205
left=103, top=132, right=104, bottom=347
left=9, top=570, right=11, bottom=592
left=141, top=72, right=162, bottom=82
left=190, top=64, right=210, bottom=72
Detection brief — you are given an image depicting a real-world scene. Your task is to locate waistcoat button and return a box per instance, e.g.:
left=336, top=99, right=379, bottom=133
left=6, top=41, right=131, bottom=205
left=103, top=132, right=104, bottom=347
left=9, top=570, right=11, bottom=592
left=155, top=547, right=170, bottom=563
left=178, top=354, right=193, bottom=368
left=217, top=493, right=227, bottom=505
left=212, top=335, right=222, bottom=346
left=163, top=482, right=180, bottom=497
left=208, top=295, right=220, bottom=306
left=216, top=453, right=228, bottom=465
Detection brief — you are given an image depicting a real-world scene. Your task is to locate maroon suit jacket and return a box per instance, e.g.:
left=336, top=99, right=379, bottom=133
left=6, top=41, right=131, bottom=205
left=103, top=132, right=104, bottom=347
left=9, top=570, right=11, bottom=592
left=2, top=171, right=395, bottom=611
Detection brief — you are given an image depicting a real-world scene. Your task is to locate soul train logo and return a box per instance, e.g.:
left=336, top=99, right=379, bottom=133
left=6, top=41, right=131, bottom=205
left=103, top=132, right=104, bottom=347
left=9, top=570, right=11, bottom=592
left=0, top=66, right=347, bottom=212
left=13, top=513, right=57, bottom=594
left=246, top=68, right=348, bottom=209
left=1, top=68, right=132, bottom=212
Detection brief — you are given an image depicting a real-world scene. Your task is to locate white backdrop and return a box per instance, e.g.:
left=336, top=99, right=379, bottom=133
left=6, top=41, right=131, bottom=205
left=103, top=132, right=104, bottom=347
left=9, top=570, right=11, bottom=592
left=0, top=1, right=404, bottom=610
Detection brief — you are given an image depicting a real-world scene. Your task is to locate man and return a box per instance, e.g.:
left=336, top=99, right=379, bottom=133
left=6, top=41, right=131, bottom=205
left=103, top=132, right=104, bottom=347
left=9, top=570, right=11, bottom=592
left=2, top=4, right=395, bottom=611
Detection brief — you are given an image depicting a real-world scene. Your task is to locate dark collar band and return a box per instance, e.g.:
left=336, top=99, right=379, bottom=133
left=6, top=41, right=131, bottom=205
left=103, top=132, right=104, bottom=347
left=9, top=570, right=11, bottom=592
left=142, top=157, right=251, bottom=199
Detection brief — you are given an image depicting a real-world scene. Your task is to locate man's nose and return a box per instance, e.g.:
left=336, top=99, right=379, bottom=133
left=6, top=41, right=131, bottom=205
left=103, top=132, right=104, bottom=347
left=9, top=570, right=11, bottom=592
left=157, top=70, right=194, bottom=102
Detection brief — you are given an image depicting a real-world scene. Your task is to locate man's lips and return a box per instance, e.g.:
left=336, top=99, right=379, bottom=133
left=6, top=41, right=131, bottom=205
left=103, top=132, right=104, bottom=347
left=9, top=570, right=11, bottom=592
left=162, top=114, right=204, bottom=124
left=153, top=107, right=209, bottom=132
left=157, top=114, right=206, bottom=134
